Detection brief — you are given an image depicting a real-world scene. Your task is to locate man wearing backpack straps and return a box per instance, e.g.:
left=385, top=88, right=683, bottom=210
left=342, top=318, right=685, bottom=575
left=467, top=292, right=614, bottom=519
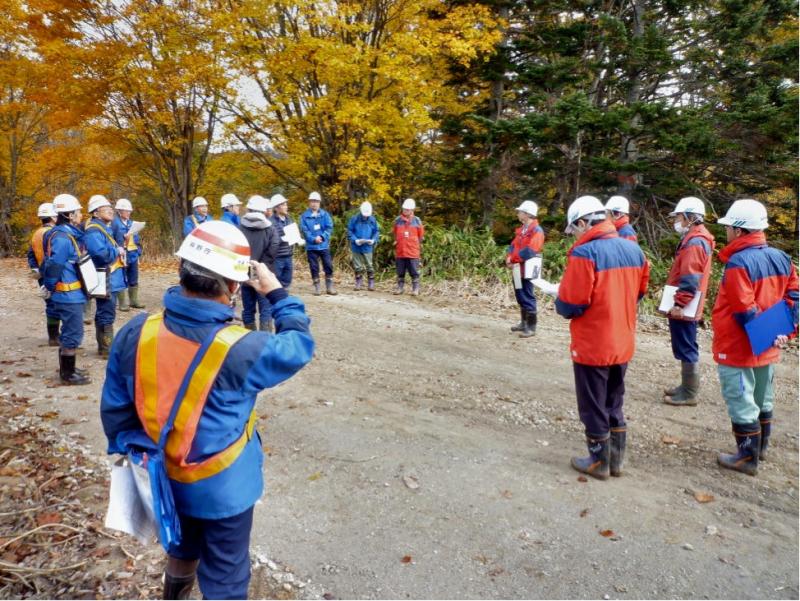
left=100, top=221, right=314, bottom=599
left=85, top=195, right=127, bottom=357
left=42, top=194, right=91, bottom=385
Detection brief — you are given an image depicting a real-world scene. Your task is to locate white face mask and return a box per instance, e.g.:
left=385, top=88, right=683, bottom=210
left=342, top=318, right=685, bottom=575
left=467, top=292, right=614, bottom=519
left=673, top=221, right=689, bottom=234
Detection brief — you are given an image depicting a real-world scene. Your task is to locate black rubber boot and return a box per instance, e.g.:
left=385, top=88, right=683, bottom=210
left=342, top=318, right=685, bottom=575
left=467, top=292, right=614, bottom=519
left=393, top=280, right=405, bottom=295
left=759, top=411, right=773, bottom=460
left=59, top=351, right=90, bottom=386
left=243, top=322, right=256, bottom=331
left=312, top=280, right=321, bottom=296
left=47, top=318, right=60, bottom=347
left=510, top=307, right=526, bottom=333
left=163, top=572, right=195, bottom=600
left=354, top=275, right=363, bottom=291
left=259, top=319, right=273, bottom=333
left=717, top=422, right=760, bottom=476
left=610, top=427, right=627, bottom=477
left=663, top=362, right=699, bottom=406
left=367, top=273, right=375, bottom=291
left=519, top=311, right=537, bottom=338
left=325, top=277, right=338, bottom=295
left=571, top=434, right=610, bottom=480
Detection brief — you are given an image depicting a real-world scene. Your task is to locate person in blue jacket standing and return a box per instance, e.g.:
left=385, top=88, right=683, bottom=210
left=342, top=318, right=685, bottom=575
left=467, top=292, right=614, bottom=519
left=28, top=202, right=59, bottom=346
left=112, top=198, right=145, bottom=312
left=270, top=194, right=296, bottom=291
left=42, top=193, right=91, bottom=385
left=220, top=193, right=242, bottom=227
left=183, top=196, right=213, bottom=237
left=347, top=201, right=379, bottom=291
left=100, top=220, right=314, bottom=600
left=300, top=191, right=336, bottom=295
left=85, top=195, right=127, bottom=357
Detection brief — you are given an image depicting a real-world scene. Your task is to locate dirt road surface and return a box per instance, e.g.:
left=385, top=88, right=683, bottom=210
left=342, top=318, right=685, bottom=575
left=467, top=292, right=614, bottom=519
left=1, top=259, right=797, bottom=599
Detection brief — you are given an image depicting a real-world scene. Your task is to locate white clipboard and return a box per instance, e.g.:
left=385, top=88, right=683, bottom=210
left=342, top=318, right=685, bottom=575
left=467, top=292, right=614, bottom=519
left=91, top=268, right=109, bottom=299
left=524, top=257, right=542, bottom=279
left=280, top=222, right=304, bottom=246
left=104, top=457, right=157, bottom=545
left=658, top=285, right=701, bottom=318
left=77, top=254, right=98, bottom=293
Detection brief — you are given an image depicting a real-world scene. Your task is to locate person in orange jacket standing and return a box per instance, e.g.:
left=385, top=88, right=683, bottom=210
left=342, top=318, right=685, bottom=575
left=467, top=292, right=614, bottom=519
left=393, top=198, right=424, bottom=296
left=662, top=196, right=715, bottom=406
left=712, top=199, right=798, bottom=476
left=555, top=195, right=649, bottom=480
left=505, top=200, right=545, bottom=338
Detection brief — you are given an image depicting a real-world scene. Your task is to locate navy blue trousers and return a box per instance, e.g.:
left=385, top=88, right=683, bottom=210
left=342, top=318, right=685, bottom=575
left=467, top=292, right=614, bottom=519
left=514, top=279, right=537, bottom=313
left=573, top=362, right=627, bottom=437
left=123, top=258, right=139, bottom=287
left=241, top=285, right=270, bottom=325
left=306, top=249, right=333, bottom=280
left=273, top=256, right=293, bottom=289
left=94, top=293, right=117, bottom=326
left=668, top=318, right=699, bottom=363
left=44, top=297, right=58, bottom=319
left=170, top=506, right=254, bottom=600
left=52, top=302, right=84, bottom=349
left=395, top=258, right=420, bottom=281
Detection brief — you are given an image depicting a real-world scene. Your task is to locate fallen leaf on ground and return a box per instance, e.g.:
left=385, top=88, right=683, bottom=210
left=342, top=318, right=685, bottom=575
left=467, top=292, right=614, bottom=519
left=599, top=529, right=615, bottom=537
left=308, top=472, right=323, bottom=481
left=15, top=372, right=32, bottom=378
left=401, top=555, right=412, bottom=564
left=500, top=489, right=513, bottom=499
left=488, top=566, right=505, bottom=577
left=577, top=475, right=588, bottom=483
left=38, top=411, right=59, bottom=419
left=36, top=512, right=61, bottom=526
left=693, top=491, right=715, bottom=503
left=661, top=435, right=681, bottom=445
left=402, top=475, right=420, bottom=490
left=76, top=395, right=89, bottom=400
left=580, top=508, right=589, bottom=518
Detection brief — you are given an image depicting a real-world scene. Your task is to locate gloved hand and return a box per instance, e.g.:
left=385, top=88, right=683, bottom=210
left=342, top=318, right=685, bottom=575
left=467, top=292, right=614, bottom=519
left=30, top=268, right=40, bottom=279
left=38, top=286, right=51, bottom=299
left=366, top=240, right=374, bottom=245
left=355, top=239, right=364, bottom=246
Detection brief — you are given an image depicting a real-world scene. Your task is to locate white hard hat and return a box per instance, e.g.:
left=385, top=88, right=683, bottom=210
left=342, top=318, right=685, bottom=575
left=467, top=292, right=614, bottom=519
left=565, top=195, right=606, bottom=233
left=246, top=195, right=269, bottom=212
left=308, top=191, right=322, bottom=202
left=515, top=200, right=538, bottom=216
left=115, top=198, right=133, bottom=212
left=192, top=196, right=209, bottom=208
left=87, top=194, right=111, bottom=213
left=669, top=196, right=705, bottom=217
left=605, top=195, right=630, bottom=214
left=37, top=202, right=57, bottom=218
left=402, top=198, right=416, bottom=210
left=221, top=193, right=240, bottom=208
left=360, top=201, right=373, bottom=217
left=53, top=193, right=81, bottom=213
left=176, top=221, right=251, bottom=282
left=718, top=198, right=769, bottom=230
left=269, top=194, right=288, bottom=209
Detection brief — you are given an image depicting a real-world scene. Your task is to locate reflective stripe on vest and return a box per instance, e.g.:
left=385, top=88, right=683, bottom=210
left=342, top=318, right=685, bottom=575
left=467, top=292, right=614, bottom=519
left=32, top=226, right=52, bottom=266
left=55, top=281, right=82, bottom=292
left=134, top=313, right=254, bottom=483
left=86, top=223, right=124, bottom=272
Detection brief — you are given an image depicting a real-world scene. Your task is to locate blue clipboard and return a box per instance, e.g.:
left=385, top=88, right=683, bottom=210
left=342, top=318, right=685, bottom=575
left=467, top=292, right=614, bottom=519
left=744, top=300, right=796, bottom=356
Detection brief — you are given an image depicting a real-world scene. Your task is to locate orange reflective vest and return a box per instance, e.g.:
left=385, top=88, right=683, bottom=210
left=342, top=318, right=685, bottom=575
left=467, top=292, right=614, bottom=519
left=31, top=225, right=53, bottom=266
left=134, top=313, right=255, bottom=483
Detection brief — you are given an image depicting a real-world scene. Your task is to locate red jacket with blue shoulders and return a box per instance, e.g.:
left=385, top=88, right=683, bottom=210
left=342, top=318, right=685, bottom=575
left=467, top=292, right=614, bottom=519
left=665, top=224, right=715, bottom=321
left=613, top=215, right=638, bottom=242
left=556, top=220, right=650, bottom=366
left=507, top=220, right=544, bottom=263
left=711, top=231, right=798, bottom=367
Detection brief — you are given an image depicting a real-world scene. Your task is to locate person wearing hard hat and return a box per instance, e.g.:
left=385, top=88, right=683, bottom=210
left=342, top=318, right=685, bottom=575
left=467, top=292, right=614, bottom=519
left=393, top=198, right=425, bottom=295
left=220, top=193, right=242, bottom=227
left=100, top=220, right=314, bottom=600
left=111, top=199, right=145, bottom=312
left=239, top=195, right=281, bottom=331
left=556, top=195, right=649, bottom=480
left=347, top=201, right=380, bottom=291
left=605, top=196, right=638, bottom=242
left=661, top=197, right=715, bottom=407
left=300, top=191, right=337, bottom=295
left=711, top=199, right=798, bottom=476
left=85, top=195, right=127, bottom=357
left=270, top=194, right=295, bottom=290
left=505, top=200, right=545, bottom=337
left=27, top=203, right=60, bottom=346
left=183, top=196, right=214, bottom=237
left=41, top=194, right=91, bottom=385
